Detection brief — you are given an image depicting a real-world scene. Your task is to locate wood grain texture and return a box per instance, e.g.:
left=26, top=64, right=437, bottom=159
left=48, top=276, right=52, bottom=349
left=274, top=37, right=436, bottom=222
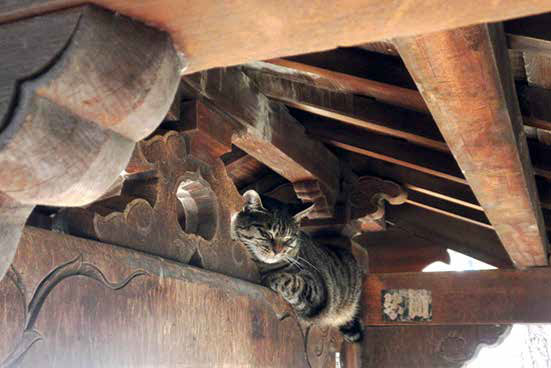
left=365, top=268, right=551, bottom=325
left=4, top=0, right=551, bottom=74
left=0, top=5, right=181, bottom=206
left=245, top=65, right=446, bottom=152
left=54, top=129, right=260, bottom=282
left=355, top=229, right=451, bottom=273
left=0, top=5, right=181, bottom=281
left=395, top=24, right=548, bottom=267
left=386, top=204, right=512, bottom=268
left=362, top=324, right=510, bottom=368
left=183, top=68, right=340, bottom=219
left=0, top=194, right=33, bottom=283
left=0, top=226, right=311, bottom=367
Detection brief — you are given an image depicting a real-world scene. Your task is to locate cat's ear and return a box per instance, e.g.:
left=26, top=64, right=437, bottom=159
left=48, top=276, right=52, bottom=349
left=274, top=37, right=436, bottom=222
left=243, top=190, right=264, bottom=209
left=292, top=204, right=313, bottom=223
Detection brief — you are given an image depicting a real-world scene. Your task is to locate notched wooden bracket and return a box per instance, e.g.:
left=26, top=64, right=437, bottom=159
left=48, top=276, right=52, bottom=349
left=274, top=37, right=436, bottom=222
left=300, top=176, right=407, bottom=237
left=0, top=5, right=182, bottom=281
left=182, top=68, right=340, bottom=220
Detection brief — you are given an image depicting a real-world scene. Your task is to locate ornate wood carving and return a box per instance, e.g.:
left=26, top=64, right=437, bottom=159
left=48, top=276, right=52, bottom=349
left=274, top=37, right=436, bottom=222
left=0, top=5, right=182, bottom=281
left=0, top=226, right=312, bottom=367
left=299, top=176, right=407, bottom=237
left=55, top=129, right=259, bottom=282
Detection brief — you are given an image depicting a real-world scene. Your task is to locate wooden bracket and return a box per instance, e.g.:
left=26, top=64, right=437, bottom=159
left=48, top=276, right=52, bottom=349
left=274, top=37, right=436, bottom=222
left=182, top=68, right=341, bottom=220
left=0, top=5, right=182, bottom=281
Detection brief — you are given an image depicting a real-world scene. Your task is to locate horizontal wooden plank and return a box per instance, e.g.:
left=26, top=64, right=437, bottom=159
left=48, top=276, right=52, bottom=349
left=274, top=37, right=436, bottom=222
left=365, top=268, right=551, bottom=325
left=4, top=0, right=551, bottom=74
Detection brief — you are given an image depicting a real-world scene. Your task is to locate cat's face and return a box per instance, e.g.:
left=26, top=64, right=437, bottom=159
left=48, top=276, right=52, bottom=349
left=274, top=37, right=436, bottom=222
left=231, top=190, right=300, bottom=264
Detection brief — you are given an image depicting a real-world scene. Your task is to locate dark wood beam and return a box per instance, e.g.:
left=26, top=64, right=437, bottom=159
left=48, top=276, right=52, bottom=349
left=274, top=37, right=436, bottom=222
left=300, top=114, right=466, bottom=184
left=244, top=64, right=446, bottom=151
left=5, top=1, right=551, bottom=74
left=406, top=190, right=491, bottom=229
left=364, top=268, right=551, bottom=325
left=344, top=152, right=482, bottom=210
left=183, top=68, right=340, bottom=219
left=395, top=24, right=548, bottom=267
left=386, top=204, right=512, bottom=268
left=258, top=59, right=427, bottom=113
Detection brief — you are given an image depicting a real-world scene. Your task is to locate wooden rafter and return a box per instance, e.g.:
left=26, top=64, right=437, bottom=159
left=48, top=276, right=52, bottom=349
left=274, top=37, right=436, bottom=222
left=245, top=57, right=551, bottom=179
left=4, top=1, right=551, bottom=74
left=395, top=24, right=548, bottom=267
left=182, top=68, right=340, bottom=219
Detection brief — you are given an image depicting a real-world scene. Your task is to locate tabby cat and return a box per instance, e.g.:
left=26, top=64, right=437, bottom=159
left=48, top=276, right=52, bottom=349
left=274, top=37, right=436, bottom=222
left=231, top=190, right=363, bottom=342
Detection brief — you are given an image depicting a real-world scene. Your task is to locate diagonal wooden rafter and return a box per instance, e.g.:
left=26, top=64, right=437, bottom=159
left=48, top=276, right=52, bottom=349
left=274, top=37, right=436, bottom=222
left=394, top=24, right=548, bottom=267
left=182, top=68, right=340, bottom=219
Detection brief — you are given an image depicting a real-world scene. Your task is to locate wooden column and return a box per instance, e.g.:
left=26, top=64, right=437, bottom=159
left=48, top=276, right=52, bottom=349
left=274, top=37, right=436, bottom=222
left=395, top=24, right=548, bottom=267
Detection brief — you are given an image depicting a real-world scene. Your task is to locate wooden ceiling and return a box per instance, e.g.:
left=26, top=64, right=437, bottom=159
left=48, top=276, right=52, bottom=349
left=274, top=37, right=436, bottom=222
left=219, top=14, right=551, bottom=269
left=4, top=1, right=551, bottom=270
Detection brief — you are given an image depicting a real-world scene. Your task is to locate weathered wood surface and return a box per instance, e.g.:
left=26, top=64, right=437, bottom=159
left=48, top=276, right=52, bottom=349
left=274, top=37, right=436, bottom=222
left=54, top=128, right=260, bottom=282
left=4, top=1, right=551, bottom=74
left=362, top=325, right=510, bottom=368
left=0, top=5, right=181, bottom=281
left=0, top=226, right=316, bottom=368
left=395, top=24, right=548, bottom=267
left=302, top=114, right=466, bottom=184
left=245, top=65, right=446, bottom=152
left=355, top=229, right=451, bottom=273
left=183, top=68, right=340, bottom=219
left=0, top=195, right=33, bottom=284
left=365, top=268, right=551, bottom=325
left=386, top=204, right=512, bottom=268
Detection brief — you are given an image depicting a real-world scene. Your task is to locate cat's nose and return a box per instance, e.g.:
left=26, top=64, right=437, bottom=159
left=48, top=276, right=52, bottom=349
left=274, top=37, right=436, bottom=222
left=273, top=242, right=285, bottom=254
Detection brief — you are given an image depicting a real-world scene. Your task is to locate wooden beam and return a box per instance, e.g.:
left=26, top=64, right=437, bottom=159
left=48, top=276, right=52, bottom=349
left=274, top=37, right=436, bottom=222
left=364, top=268, right=551, bottom=325
left=247, top=57, right=551, bottom=179
left=344, top=152, right=482, bottom=210
left=245, top=64, right=446, bottom=152
left=406, top=190, right=491, bottom=229
left=395, top=24, right=548, bottom=267
left=386, top=204, right=512, bottom=268
left=4, top=1, right=551, bottom=74
left=183, top=68, right=340, bottom=219
left=301, top=115, right=466, bottom=184
left=256, top=59, right=428, bottom=113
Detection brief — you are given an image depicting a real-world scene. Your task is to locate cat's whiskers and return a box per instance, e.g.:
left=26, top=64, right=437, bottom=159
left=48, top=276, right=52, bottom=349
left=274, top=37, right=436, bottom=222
left=296, top=255, right=320, bottom=273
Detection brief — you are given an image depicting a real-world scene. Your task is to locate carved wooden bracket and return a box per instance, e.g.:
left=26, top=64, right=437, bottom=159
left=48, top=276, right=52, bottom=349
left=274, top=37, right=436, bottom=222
left=54, top=129, right=259, bottom=282
left=182, top=68, right=341, bottom=220
left=0, top=5, right=183, bottom=281
left=299, top=175, right=407, bottom=237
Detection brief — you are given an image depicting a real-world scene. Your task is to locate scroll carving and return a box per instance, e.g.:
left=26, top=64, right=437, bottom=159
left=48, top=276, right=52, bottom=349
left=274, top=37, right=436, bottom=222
left=0, top=5, right=182, bottom=281
left=1, top=256, right=145, bottom=368
left=55, top=131, right=259, bottom=282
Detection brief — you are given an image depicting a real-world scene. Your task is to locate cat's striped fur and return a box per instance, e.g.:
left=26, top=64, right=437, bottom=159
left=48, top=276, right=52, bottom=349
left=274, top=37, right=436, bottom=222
left=231, top=190, right=363, bottom=342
